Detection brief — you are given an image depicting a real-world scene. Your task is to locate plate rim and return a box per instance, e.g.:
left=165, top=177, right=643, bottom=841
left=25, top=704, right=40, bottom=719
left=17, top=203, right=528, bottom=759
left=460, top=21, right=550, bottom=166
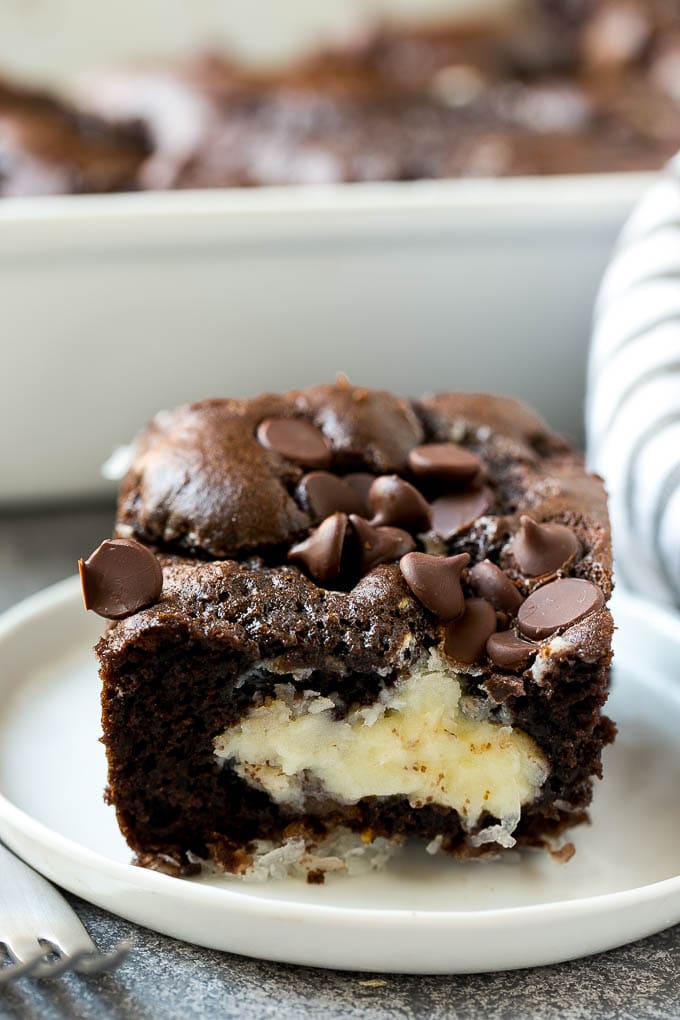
left=0, top=575, right=679, bottom=929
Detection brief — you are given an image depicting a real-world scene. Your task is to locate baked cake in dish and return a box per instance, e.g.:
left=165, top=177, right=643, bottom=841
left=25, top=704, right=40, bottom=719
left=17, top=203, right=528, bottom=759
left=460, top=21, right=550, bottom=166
left=6, top=0, right=680, bottom=195
left=67, top=0, right=680, bottom=188
left=81, top=384, right=615, bottom=881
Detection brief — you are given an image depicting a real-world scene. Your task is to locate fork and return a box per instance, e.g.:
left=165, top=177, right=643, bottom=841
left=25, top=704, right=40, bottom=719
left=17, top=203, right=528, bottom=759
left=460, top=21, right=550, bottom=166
left=0, top=842, right=130, bottom=984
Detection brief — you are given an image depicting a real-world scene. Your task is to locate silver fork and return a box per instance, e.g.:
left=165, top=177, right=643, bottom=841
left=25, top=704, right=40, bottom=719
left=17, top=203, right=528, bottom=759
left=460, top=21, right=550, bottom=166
left=0, top=842, right=130, bottom=984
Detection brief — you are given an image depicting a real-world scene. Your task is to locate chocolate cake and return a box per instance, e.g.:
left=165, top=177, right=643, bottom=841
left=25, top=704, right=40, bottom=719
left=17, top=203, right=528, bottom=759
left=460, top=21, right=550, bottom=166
left=81, top=384, right=615, bottom=881
left=5, top=1, right=680, bottom=196
left=0, top=77, right=148, bottom=198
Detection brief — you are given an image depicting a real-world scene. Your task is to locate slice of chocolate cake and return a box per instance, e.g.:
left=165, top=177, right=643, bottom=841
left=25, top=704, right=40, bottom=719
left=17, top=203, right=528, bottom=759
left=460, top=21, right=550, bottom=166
left=81, top=384, right=615, bottom=881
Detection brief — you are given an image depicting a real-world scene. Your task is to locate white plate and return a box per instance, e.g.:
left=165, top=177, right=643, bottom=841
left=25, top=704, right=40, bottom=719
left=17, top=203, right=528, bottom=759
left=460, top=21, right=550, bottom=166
left=0, top=578, right=678, bottom=974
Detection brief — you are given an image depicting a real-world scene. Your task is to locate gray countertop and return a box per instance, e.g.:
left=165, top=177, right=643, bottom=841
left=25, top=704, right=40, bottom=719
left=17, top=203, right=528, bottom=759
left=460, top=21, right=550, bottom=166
left=1, top=506, right=678, bottom=1020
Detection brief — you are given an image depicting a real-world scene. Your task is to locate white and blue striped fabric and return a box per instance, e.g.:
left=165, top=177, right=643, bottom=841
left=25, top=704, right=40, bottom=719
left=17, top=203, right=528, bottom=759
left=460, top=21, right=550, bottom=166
left=587, top=155, right=680, bottom=606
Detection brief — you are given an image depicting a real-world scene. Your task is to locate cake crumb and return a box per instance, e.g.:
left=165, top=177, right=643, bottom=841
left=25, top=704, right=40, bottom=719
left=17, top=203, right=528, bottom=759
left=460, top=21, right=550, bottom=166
left=549, top=842, right=576, bottom=864
left=306, top=868, right=326, bottom=885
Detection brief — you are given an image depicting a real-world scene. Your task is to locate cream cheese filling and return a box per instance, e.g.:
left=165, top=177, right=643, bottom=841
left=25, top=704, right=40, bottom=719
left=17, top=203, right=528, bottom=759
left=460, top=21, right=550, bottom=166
left=214, top=651, right=548, bottom=846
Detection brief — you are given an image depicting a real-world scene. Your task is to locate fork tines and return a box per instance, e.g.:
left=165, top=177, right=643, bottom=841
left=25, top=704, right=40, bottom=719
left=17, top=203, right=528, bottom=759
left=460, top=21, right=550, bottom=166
left=0, top=841, right=130, bottom=985
left=0, top=939, right=131, bottom=984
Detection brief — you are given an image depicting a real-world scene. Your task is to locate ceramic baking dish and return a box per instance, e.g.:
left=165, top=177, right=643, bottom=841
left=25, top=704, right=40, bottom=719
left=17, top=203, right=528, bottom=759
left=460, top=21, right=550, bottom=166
left=0, top=173, right=649, bottom=503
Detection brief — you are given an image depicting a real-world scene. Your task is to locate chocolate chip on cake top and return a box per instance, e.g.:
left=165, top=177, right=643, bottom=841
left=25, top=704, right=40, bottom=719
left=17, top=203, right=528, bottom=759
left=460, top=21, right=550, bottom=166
left=79, top=538, right=163, bottom=619
left=468, top=560, right=524, bottom=614
left=399, top=552, right=469, bottom=621
left=368, top=475, right=432, bottom=530
left=288, top=512, right=348, bottom=584
left=511, top=515, right=581, bottom=576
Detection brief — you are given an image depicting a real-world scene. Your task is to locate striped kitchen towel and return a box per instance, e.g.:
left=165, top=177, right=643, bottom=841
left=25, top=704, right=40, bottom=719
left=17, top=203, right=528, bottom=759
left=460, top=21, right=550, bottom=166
left=587, top=155, right=680, bottom=606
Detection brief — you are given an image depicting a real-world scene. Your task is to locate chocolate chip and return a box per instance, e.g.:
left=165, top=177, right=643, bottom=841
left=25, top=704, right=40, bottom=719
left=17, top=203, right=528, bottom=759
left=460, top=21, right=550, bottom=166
left=368, top=475, right=432, bottom=531
left=431, top=487, right=494, bottom=540
left=399, top=552, right=469, bottom=621
left=408, top=443, right=481, bottom=484
left=78, top=538, right=163, bottom=620
left=349, top=515, right=415, bottom=572
left=257, top=417, right=331, bottom=469
left=288, top=512, right=348, bottom=583
left=486, top=631, right=537, bottom=670
left=517, top=578, right=605, bottom=640
left=342, top=473, right=376, bottom=516
left=511, top=516, right=580, bottom=577
left=443, top=598, right=497, bottom=665
left=297, top=472, right=365, bottom=520
left=468, top=559, right=524, bottom=614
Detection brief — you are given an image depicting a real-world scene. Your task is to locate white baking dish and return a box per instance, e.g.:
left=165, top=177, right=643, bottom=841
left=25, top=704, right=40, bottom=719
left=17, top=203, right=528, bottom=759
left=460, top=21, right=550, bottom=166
left=0, top=172, right=649, bottom=503
left=0, top=0, right=654, bottom=502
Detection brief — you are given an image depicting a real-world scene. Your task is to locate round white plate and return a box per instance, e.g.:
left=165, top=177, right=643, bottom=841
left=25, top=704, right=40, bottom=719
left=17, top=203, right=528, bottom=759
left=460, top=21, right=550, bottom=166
left=0, top=578, right=678, bottom=974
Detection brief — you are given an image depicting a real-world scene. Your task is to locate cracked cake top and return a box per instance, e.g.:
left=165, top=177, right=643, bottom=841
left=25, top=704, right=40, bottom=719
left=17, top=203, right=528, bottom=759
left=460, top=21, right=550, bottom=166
left=85, top=383, right=614, bottom=684
left=114, top=383, right=605, bottom=565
